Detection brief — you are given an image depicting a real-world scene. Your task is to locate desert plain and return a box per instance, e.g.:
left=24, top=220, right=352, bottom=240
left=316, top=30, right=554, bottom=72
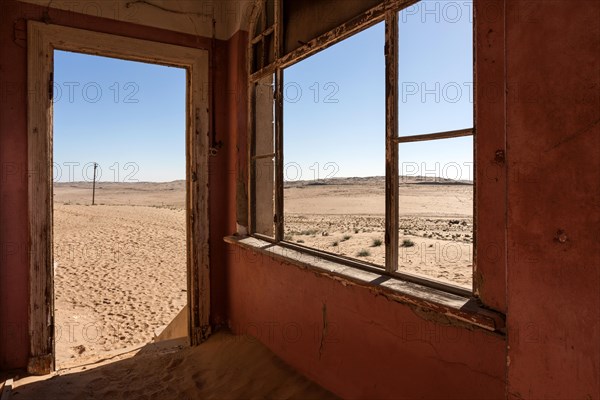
left=21, top=180, right=338, bottom=399
left=284, top=176, right=473, bottom=289
left=51, top=176, right=472, bottom=370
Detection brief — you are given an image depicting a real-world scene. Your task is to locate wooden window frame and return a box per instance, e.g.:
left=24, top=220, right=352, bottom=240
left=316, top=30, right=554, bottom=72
left=27, top=21, right=210, bottom=374
left=248, top=0, right=506, bottom=311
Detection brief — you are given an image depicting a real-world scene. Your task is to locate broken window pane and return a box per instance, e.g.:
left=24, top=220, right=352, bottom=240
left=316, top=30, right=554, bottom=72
left=398, top=0, right=473, bottom=137
left=283, top=22, right=386, bottom=267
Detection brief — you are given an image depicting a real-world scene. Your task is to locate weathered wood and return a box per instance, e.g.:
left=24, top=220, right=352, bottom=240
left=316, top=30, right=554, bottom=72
left=249, top=0, right=266, bottom=40
left=274, top=68, right=284, bottom=241
left=274, top=0, right=283, bottom=59
left=27, top=22, right=54, bottom=375
left=253, top=75, right=276, bottom=237
left=252, top=153, right=276, bottom=160
left=27, top=22, right=210, bottom=371
left=190, top=93, right=211, bottom=346
left=395, top=128, right=474, bottom=143
left=253, top=157, right=275, bottom=236
left=247, top=80, right=256, bottom=234
left=385, top=11, right=399, bottom=274
left=251, top=25, right=274, bottom=45
left=249, top=0, right=420, bottom=82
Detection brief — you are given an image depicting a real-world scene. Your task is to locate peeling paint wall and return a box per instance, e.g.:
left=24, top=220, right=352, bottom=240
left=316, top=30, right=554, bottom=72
left=225, top=0, right=600, bottom=398
left=1, top=0, right=599, bottom=399
left=225, top=244, right=506, bottom=399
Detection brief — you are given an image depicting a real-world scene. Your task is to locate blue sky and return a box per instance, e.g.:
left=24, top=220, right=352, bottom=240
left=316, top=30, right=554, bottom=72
left=53, top=51, right=186, bottom=182
left=54, top=0, right=472, bottom=183
left=284, top=0, right=473, bottom=180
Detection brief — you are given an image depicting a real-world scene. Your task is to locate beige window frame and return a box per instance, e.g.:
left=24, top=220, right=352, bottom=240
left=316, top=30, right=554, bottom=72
left=27, top=21, right=210, bottom=375
left=248, top=0, right=474, bottom=297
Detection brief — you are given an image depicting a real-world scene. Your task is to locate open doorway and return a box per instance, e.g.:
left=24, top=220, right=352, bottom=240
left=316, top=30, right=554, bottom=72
left=52, top=51, right=188, bottom=368
left=27, top=22, right=210, bottom=374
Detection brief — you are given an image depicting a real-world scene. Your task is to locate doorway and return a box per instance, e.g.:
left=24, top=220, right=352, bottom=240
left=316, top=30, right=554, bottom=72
left=27, top=22, right=210, bottom=374
left=52, top=50, right=188, bottom=368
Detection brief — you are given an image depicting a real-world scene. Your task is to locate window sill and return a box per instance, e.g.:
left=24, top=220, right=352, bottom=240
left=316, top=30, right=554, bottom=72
left=224, top=235, right=505, bottom=334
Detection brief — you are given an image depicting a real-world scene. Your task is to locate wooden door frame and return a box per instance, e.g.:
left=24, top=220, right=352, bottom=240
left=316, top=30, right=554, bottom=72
left=27, top=21, right=210, bottom=374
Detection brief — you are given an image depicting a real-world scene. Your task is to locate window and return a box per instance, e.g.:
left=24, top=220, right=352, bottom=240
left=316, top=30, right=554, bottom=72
left=283, top=22, right=385, bottom=266
left=249, top=0, right=474, bottom=294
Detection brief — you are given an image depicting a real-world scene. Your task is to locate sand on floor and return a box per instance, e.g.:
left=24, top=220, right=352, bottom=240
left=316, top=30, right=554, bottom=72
left=12, top=332, right=338, bottom=400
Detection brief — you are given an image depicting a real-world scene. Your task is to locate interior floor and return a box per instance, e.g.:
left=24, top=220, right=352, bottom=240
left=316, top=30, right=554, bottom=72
left=10, top=332, right=337, bottom=400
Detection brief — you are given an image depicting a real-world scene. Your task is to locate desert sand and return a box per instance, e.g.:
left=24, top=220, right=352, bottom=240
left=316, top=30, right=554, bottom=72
left=39, top=177, right=473, bottom=399
left=51, top=177, right=471, bottom=374
left=53, top=182, right=187, bottom=369
left=284, top=176, right=473, bottom=289
left=12, top=179, right=340, bottom=398
left=12, top=332, right=337, bottom=399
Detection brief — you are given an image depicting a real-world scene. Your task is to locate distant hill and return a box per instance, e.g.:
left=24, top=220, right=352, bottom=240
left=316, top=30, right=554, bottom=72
left=53, top=180, right=186, bottom=208
left=54, top=180, right=186, bottom=190
left=284, top=176, right=472, bottom=188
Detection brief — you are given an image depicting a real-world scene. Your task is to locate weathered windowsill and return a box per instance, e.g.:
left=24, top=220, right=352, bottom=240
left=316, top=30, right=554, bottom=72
left=224, top=235, right=505, bottom=334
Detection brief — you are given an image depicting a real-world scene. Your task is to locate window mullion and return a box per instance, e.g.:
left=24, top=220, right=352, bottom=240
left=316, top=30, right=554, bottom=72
left=275, top=68, right=284, bottom=241
left=385, top=11, right=399, bottom=273
left=396, top=128, right=474, bottom=143
left=273, top=0, right=284, bottom=242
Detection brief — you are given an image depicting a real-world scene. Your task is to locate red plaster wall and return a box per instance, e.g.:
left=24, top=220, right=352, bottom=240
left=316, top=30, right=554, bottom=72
left=2, top=0, right=600, bottom=399
left=209, top=30, right=249, bottom=328
left=223, top=0, right=599, bottom=398
left=0, top=1, right=30, bottom=369
left=505, top=1, right=600, bottom=398
left=226, top=245, right=506, bottom=399
left=475, top=0, right=508, bottom=313
left=222, top=2, right=509, bottom=398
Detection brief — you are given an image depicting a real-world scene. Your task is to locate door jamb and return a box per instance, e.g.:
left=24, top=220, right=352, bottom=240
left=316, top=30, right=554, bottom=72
left=27, top=21, right=211, bottom=374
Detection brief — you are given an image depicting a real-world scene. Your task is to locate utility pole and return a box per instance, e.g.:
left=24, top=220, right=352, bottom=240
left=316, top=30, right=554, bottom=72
left=92, top=162, right=97, bottom=205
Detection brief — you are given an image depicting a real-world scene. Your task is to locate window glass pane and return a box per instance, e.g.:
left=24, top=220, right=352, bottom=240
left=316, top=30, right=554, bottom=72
left=252, top=74, right=276, bottom=236
left=254, top=156, right=276, bottom=236
left=398, top=0, right=473, bottom=136
left=283, top=22, right=385, bottom=266
left=253, top=74, right=275, bottom=156
left=398, top=136, right=473, bottom=289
